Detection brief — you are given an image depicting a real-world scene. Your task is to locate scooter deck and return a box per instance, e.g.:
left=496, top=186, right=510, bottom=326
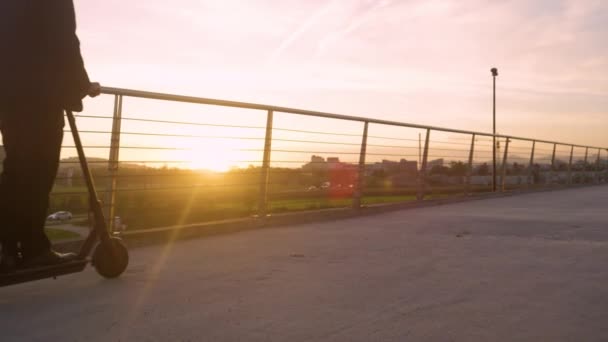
left=0, top=259, right=88, bottom=287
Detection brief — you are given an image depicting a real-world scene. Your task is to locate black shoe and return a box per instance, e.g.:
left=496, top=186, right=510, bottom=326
left=0, top=254, right=18, bottom=274
left=21, top=250, right=77, bottom=269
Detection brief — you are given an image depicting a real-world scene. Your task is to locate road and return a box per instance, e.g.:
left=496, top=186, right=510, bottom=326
left=2, top=186, right=608, bottom=341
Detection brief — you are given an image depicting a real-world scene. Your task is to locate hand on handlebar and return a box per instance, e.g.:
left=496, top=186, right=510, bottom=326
left=88, top=82, right=101, bottom=97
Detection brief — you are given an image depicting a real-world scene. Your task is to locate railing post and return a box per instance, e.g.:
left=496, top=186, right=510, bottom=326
left=550, top=143, right=557, bottom=185
left=596, top=148, right=602, bottom=183
left=465, top=134, right=475, bottom=196
left=583, top=147, right=589, bottom=183
left=526, top=140, right=536, bottom=189
left=500, top=137, right=510, bottom=192
left=257, top=110, right=274, bottom=217
left=353, top=121, right=369, bottom=210
left=417, top=129, right=431, bottom=201
left=106, top=95, right=122, bottom=233
left=567, top=145, right=574, bottom=185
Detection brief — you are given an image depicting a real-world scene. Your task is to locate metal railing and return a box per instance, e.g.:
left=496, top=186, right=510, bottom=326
left=40, top=86, right=608, bottom=231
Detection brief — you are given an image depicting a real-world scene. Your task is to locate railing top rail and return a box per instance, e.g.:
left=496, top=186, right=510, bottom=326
left=101, top=86, right=608, bottom=151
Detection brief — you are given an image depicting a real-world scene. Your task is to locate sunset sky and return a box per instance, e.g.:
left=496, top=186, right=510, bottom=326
left=72, top=0, right=607, bottom=167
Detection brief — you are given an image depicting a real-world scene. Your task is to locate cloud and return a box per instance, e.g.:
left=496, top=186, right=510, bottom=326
left=77, top=0, right=608, bottom=146
left=316, top=0, right=392, bottom=57
left=266, top=1, right=337, bottom=65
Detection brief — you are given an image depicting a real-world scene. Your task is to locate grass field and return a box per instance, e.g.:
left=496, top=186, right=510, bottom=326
left=51, top=182, right=581, bottom=231
left=52, top=184, right=498, bottom=230
left=269, top=194, right=419, bottom=212
left=45, top=228, right=80, bottom=241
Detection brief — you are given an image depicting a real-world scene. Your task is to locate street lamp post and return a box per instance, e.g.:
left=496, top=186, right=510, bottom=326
left=491, top=67, right=498, bottom=192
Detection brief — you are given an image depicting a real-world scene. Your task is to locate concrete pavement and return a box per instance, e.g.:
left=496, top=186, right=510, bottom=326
left=1, top=186, right=608, bottom=341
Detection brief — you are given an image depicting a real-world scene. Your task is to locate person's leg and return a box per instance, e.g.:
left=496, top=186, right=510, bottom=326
left=0, top=109, right=21, bottom=264
left=15, top=105, right=65, bottom=260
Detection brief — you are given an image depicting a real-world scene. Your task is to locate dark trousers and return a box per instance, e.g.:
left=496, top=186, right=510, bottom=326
left=0, top=103, right=64, bottom=258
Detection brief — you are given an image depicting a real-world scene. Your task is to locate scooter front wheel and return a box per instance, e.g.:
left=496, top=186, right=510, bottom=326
left=92, top=237, right=129, bottom=278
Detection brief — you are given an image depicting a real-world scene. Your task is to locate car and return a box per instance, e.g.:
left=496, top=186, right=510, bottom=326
left=47, top=211, right=72, bottom=222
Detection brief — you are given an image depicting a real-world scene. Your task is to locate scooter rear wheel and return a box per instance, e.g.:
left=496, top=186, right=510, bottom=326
left=92, top=237, right=129, bottom=278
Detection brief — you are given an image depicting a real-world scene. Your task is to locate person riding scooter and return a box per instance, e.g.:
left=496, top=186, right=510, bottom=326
left=0, top=0, right=101, bottom=272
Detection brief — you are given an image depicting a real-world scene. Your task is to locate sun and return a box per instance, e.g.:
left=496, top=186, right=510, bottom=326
left=182, top=139, right=247, bottom=172
left=189, top=151, right=233, bottom=172
left=167, top=125, right=261, bottom=172
left=188, top=146, right=237, bottom=172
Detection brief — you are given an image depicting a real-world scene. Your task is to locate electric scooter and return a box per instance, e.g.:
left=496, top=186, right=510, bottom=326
left=0, top=110, right=129, bottom=287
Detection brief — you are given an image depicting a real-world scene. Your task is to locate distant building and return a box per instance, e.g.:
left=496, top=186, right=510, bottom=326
left=327, top=157, right=341, bottom=170
left=311, top=155, right=325, bottom=163
left=303, top=155, right=327, bottom=171
left=302, top=155, right=356, bottom=172
left=366, top=159, right=418, bottom=178
left=398, top=159, right=418, bottom=174
left=426, top=158, right=444, bottom=170
left=301, top=155, right=357, bottom=188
